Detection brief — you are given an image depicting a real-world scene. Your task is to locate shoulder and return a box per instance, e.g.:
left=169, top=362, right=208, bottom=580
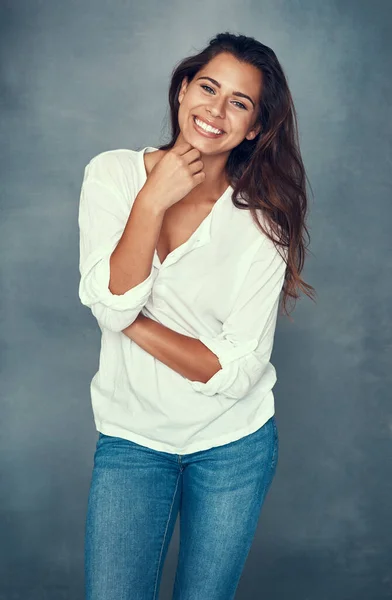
left=239, top=207, right=288, bottom=268
left=81, top=148, right=143, bottom=200
left=84, top=148, right=140, bottom=180
left=144, top=149, right=167, bottom=176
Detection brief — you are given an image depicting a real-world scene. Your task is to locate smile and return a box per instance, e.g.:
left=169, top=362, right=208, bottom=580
left=193, top=116, right=225, bottom=137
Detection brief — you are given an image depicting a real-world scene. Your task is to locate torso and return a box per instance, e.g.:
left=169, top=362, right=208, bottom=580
left=156, top=203, right=216, bottom=264
left=144, top=149, right=218, bottom=265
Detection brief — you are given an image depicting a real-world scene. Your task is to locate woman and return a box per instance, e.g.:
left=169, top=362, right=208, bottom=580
left=78, top=31, right=315, bottom=600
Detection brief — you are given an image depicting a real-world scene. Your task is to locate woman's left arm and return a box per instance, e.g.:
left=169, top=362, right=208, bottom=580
left=122, top=314, right=221, bottom=384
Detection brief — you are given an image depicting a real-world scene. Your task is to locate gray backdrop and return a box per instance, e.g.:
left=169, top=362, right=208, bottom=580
left=1, top=1, right=391, bottom=598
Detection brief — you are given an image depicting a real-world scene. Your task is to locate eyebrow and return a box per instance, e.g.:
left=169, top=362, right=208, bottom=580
left=196, top=76, right=256, bottom=108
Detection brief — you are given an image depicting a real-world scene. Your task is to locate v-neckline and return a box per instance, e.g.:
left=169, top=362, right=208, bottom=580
left=139, top=146, right=233, bottom=267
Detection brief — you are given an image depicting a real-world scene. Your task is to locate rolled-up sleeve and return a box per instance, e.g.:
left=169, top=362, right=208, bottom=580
left=78, top=154, right=155, bottom=332
left=185, top=236, right=287, bottom=399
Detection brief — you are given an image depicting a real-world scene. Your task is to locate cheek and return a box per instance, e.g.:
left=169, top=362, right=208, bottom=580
left=238, top=114, right=253, bottom=129
left=177, top=103, right=188, bottom=123
left=184, top=89, right=203, bottom=108
left=179, top=97, right=192, bottom=116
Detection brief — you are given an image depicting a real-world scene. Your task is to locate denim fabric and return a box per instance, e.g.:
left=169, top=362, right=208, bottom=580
left=84, top=415, right=279, bottom=600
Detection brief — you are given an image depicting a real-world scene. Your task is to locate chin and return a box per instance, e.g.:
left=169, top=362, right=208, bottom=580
left=179, top=131, right=199, bottom=148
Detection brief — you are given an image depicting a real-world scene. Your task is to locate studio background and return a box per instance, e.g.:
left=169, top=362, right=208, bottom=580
left=1, top=1, right=391, bottom=599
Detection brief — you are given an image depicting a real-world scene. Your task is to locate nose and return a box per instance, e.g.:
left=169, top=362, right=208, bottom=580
left=208, top=97, right=226, bottom=118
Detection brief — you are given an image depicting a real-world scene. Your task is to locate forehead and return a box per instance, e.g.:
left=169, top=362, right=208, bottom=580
left=198, top=52, right=263, bottom=95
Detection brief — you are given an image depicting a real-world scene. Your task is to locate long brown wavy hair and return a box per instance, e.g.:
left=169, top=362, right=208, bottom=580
left=157, top=32, right=316, bottom=319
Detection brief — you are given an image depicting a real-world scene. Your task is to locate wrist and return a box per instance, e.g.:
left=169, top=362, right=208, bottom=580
left=137, top=187, right=167, bottom=218
left=122, top=312, right=146, bottom=338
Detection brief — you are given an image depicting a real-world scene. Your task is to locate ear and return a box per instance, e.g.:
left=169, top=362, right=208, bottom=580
left=178, top=77, right=189, bottom=104
left=245, top=121, right=262, bottom=141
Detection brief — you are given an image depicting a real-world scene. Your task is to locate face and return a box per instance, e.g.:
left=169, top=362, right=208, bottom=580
left=177, top=52, right=263, bottom=154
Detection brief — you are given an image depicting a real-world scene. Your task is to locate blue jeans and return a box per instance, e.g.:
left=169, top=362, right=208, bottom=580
left=84, top=415, right=279, bottom=600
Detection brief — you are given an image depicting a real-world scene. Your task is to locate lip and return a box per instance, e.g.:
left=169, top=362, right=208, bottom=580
left=193, top=115, right=225, bottom=137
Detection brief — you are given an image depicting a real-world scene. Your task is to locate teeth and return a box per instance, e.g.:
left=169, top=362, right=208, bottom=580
left=195, top=117, right=223, bottom=135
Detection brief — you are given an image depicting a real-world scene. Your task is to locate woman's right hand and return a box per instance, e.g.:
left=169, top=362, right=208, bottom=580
left=141, top=140, right=205, bottom=212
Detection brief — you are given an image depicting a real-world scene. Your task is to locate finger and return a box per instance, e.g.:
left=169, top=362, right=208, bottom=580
left=189, top=159, right=203, bottom=174
left=172, top=140, right=193, bottom=154
left=184, top=148, right=201, bottom=164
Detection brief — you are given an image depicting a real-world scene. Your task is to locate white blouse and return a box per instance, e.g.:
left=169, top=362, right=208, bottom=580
left=78, top=146, right=288, bottom=454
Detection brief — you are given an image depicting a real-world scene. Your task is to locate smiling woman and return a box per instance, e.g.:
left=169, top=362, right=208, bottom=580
left=159, top=39, right=315, bottom=318
left=79, top=31, right=315, bottom=600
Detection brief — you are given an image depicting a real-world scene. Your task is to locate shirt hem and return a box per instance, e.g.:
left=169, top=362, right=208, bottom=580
left=95, top=404, right=275, bottom=455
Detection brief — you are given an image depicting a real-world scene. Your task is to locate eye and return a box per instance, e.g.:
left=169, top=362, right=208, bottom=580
left=200, top=84, right=248, bottom=110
